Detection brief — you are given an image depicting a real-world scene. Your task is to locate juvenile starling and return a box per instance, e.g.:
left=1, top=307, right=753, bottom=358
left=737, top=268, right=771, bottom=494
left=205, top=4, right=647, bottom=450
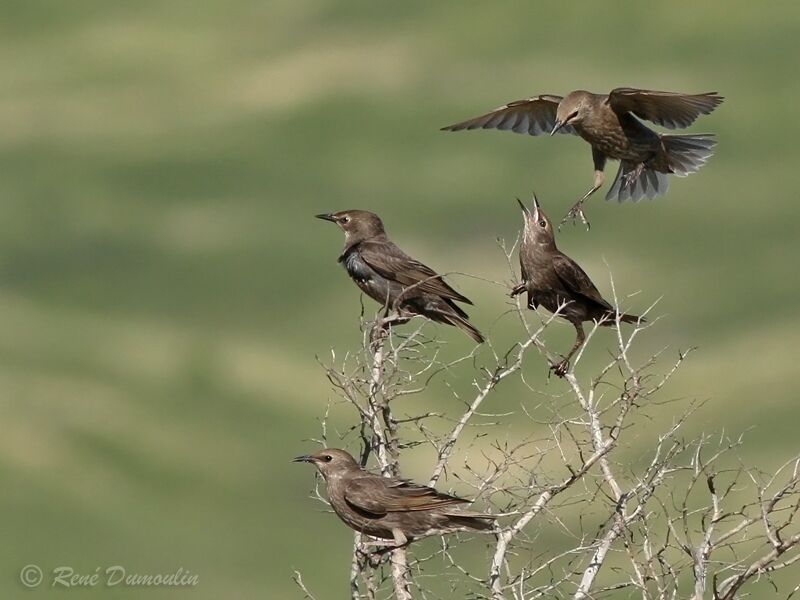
left=294, top=448, right=495, bottom=547
left=316, top=210, right=484, bottom=343
left=443, top=88, right=723, bottom=227
left=512, top=195, right=643, bottom=377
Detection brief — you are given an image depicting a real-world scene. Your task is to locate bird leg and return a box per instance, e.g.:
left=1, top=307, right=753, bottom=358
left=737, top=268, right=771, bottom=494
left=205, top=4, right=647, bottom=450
left=622, top=162, right=645, bottom=189
left=561, top=150, right=606, bottom=230
left=561, top=182, right=599, bottom=230
left=391, top=528, right=409, bottom=547
left=550, top=322, right=586, bottom=378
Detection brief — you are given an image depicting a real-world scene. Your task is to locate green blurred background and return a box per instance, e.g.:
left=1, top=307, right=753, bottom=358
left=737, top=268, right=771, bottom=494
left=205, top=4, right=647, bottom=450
left=2, top=1, right=799, bottom=597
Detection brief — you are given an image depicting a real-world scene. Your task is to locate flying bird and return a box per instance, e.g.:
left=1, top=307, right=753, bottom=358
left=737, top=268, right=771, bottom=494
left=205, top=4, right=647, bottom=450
left=316, top=210, right=484, bottom=343
left=512, top=195, right=643, bottom=376
left=443, top=88, right=723, bottom=227
left=294, top=448, right=495, bottom=547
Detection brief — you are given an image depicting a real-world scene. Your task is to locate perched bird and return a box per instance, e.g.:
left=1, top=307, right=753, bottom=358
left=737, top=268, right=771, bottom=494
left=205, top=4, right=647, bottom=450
left=443, top=88, right=723, bottom=227
left=512, top=195, right=643, bottom=377
left=294, top=448, right=495, bottom=547
left=316, top=210, right=484, bottom=343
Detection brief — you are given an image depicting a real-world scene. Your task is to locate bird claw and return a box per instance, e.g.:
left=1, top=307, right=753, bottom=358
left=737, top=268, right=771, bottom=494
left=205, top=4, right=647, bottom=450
left=559, top=202, right=591, bottom=231
left=549, top=359, right=569, bottom=378
left=510, top=283, right=526, bottom=297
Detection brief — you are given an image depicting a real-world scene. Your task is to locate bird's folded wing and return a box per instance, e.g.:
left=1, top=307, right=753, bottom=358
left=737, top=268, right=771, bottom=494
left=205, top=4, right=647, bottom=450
left=607, top=88, right=723, bottom=129
left=552, top=254, right=613, bottom=311
left=441, top=95, right=575, bottom=136
left=344, top=476, right=468, bottom=515
left=358, top=241, right=472, bottom=304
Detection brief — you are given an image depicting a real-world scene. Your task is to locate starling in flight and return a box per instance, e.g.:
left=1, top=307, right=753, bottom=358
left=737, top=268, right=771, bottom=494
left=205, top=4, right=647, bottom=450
left=512, top=195, right=643, bottom=377
left=443, top=88, right=723, bottom=227
left=294, top=448, right=495, bottom=547
left=316, top=210, right=484, bottom=343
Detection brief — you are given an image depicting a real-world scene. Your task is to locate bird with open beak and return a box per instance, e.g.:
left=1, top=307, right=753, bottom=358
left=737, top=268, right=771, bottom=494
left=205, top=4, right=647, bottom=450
left=294, top=448, right=495, bottom=548
left=316, top=209, right=484, bottom=343
left=443, top=88, right=723, bottom=228
left=512, top=194, right=643, bottom=376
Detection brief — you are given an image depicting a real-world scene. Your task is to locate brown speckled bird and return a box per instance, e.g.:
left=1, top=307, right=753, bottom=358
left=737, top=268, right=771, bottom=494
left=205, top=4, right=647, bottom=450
left=294, top=448, right=495, bottom=547
left=443, top=88, right=723, bottom=227
left=511, top=195, right=643, bottom=377
left=316, top=210, right=484, bottom=343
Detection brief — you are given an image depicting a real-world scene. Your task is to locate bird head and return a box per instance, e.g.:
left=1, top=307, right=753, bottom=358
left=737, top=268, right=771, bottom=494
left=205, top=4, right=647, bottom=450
left=551, top=91, right=590, bottom=135
left=293, top=448, right=360, bottom=479
left=315, top=210, right=386, bottom=244
left=518, top=193, right=556, bottom=248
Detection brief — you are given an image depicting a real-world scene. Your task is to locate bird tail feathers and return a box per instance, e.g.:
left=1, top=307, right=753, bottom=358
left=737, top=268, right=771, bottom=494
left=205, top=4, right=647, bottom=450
left=606, top=161, right=669, bottom=202
left=661, top=133, right=716, bottom=177
left=452, top=315, right=486, bottom=344
left=605, top=133, right=715, bottom=202
left=443, top=512, right=496, bottom=532
left=604, top=312, right=645, bottom=325
left=433, top=307, right=485, bottom=344
left=598, top=310, right=645, bottom=325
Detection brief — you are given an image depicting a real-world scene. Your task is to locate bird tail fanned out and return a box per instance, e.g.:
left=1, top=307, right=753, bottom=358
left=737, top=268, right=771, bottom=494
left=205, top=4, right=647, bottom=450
left=606, top=161, right=670, bottom=203
left=606, top=133, right=716, bottom=203
left=661, top=133, right=717, bottom=177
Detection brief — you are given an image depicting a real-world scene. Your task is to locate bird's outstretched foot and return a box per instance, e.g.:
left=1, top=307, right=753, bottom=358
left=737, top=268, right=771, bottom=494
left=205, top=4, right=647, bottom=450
left=550, top=359, right=569, bottom=378
left=559, top=201, right=591, bottom=231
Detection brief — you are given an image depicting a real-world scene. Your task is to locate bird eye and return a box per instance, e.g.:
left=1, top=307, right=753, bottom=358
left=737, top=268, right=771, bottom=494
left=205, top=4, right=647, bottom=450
left=322, top=455, right=333, bottom=462
left=538, top=220, right=547, bottom=228
left=568, top=110, right=579, bottom=122
left=341, top=216, right=350, bottom=224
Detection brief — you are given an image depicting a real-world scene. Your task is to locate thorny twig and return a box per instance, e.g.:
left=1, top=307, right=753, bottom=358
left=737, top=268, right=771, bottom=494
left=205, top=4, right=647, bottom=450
left=295, top=256, right=799, bottom=600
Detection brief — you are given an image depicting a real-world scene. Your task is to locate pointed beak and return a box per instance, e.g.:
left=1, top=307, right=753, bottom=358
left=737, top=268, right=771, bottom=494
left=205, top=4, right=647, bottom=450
left=516, top=197, right=530, bottom=216
left=315, top=213, right=336, bottom=222
left=531, top=193, right=541, bottom=220
left=550, top=120, right=564, bottom=136
left=293, top=455, right=314, bottom=463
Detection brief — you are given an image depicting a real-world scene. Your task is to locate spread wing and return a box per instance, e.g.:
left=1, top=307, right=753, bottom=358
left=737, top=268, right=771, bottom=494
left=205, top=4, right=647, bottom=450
left=344, top=475, right=468, bottom=516
left=442, top=95, right=576, bottom=136
left=552, top=254, right=612, bottom=311
left=358, top=240, right=471, bottom=304
left=607, top=88, right=723, bottom=129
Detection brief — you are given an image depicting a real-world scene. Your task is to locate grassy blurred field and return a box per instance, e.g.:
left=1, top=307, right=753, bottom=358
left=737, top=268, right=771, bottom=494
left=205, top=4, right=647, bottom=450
left=2, top=1, right=799, bottom=597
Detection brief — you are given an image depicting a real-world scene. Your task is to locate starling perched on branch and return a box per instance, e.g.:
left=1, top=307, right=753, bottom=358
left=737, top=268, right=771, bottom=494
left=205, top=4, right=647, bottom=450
left=512, top=195, right=643, bottom=377
left=443, top=88, right=723, bottom=227
left=316, top=210, right=484, bottom=343
left=294, top=448, right=495, bottom=547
